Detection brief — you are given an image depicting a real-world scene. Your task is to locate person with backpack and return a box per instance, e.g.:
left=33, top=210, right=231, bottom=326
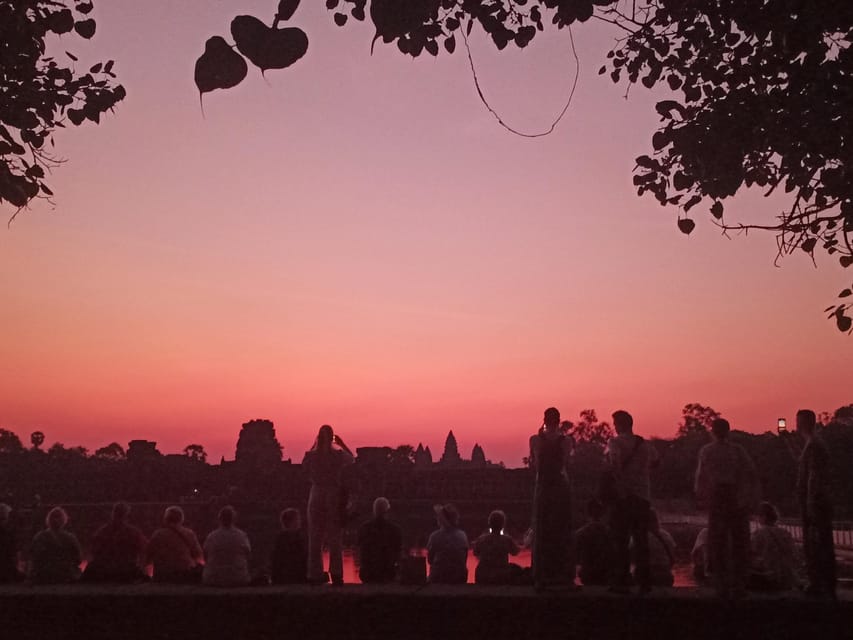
left=604, top=410, right=659, bottom=594
left=144, top=506, right=204, bottom=583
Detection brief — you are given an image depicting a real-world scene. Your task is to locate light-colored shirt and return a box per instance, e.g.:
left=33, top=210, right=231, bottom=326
left=694, top=440, right=759, bottom=508
left=203, top=526, right=251, bottom=586
left=751, top=525, right=796, bottom=588
left=605, top=434, right=659, bottom=501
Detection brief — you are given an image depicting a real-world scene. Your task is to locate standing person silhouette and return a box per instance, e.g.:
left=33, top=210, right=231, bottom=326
left=694, top=418, right=759, bottom=599
left=302, top=424, right=354, bottom=585
left=528, top=407, right=575, bottom=590
left=605, top=410, right=659, bottom=594
left=796, top=409, right=837, bottom=599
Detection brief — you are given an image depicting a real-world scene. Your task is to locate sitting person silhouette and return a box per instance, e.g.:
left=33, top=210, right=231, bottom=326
left=144, top=506, right=204, bottom=583
left=203, top=506, right=251, bottom=587
left=270, top=508, right=308, bottom=584
left=0, top=503, right=24, bottom=583
left=635, top=509, right=675, bottom=587
left=427, top=504, right=468, bottom=584
left=83, top=502, right=148, bottom=582
left=748, top=502, right=796, bottom=591
left=691, top=527, right=712, bottom=583
left=29, top=507, right=82, bottom=584
left=357, top=497, right=403, bottom=584
left=574, top=499, right=613, bottom=586
left=472, top=510, right=522, bottom=585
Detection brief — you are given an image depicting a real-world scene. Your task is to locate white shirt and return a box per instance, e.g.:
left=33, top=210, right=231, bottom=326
left=694, top=440, right=759, bottom=508
left=203, top=526, right=251, bottom=586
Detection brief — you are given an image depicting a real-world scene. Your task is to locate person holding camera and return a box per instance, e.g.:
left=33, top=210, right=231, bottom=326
left=302, top=424, right=354, bottom=585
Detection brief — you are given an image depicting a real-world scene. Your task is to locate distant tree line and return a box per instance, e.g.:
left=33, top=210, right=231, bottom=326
left=1, top=406, right=852, bottom=518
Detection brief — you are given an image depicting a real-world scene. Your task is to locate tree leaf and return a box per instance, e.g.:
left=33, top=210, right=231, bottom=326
left=683, top=195, right=701, bottom=211
left=677, top=218, right=696, bottom=235
left=839, top=289, right=852, bottom=298
left=277, top=0, right=301, bottom=21
left=194, top=36, right=248, bottom=95
left=837, top=313, right=852, bottom=333
left=231, top=16, right=308, bottom=73
left=74, top=19, right=96, bottom=39
left=710, top=201, right=724, bottom=219
left=655, top=100, right=683, bottom=119
left=801, top=238, right=817, bottom=253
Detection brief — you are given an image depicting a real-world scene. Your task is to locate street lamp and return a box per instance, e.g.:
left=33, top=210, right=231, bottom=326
left=777, top=418, right=787, bottom=434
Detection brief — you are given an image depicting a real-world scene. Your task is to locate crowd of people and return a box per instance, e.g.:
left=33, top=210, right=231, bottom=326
left=0, top=412, right=840, bottom=599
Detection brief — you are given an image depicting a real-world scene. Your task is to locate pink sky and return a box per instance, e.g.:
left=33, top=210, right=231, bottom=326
left=1, top=1, right=850, bottom=466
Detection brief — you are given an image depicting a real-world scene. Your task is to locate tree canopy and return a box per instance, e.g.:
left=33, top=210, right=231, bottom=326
left=194, top=0, right=853, bottom=331
left=0, top=1, right=126, bottom=219
left=3, top=0, right=851, bottom=330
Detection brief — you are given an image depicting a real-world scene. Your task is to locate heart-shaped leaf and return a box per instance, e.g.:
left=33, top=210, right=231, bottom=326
left=194, top=36, right=248, bottom=95
left=74, top=19, right=96, bottom=39
left=231, top=15, right=308, bottom=74
left=678, top=218, right=696, bottom=235
left=710, top=201, right=724, bottom=219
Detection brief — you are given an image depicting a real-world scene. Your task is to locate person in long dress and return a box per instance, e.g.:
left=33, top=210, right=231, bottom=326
left=529, top=407, right=575, bottom=589
left=302, top=424, right=354, bottom=585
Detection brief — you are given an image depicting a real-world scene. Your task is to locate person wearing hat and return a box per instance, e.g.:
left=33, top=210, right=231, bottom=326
left=427, top=503, right=468, bottom=584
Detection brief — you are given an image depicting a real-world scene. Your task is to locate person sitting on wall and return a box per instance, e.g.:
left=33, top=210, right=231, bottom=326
left=427, top=504, right=469, bottom=584
left=357, top=497, right=403, bottom=584
left=691, top=527, right=712, bottom=584
left=144, top=506, right=204, bottom=583
left=29, top=507, right=82, bottom=584
left=636, top=509, right=676, bottom=587
left=472, top=510, right=522, bottom=585
left=748, top=502, right=797, bottom=591
left=83, top=502, right=148, bottom=583
left=0, top=504, right=24, bottom=583
left=271, top=508, right=308, bottom=584
left=574, top=499, right=613, bottom=587
left=203, top=505, right=251, bottom=587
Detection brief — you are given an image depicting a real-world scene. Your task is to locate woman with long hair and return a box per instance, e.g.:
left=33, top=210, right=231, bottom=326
left=302, top=425, right=354, bottom=585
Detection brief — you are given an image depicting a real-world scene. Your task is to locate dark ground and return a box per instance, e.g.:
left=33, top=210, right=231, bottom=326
left=0, top=583, right=851, bottom=640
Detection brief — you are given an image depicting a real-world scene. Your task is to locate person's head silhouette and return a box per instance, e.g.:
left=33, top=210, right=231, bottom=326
left=543, top=407, right=561, bottom=432
left=487, top=510, right=506, bottom=534
left=218, top=505, right=236, bottom=528
left=112, top=502, right=131, bottom=523
left=710, top=418, right=730, bottom=440
left=373, top=497, right=390, bottom=519
left=796, top=409, right=817, bottom=438
left=317, top=424, right=334, bottom=451
left=612, top=410, right=633, bottom=435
